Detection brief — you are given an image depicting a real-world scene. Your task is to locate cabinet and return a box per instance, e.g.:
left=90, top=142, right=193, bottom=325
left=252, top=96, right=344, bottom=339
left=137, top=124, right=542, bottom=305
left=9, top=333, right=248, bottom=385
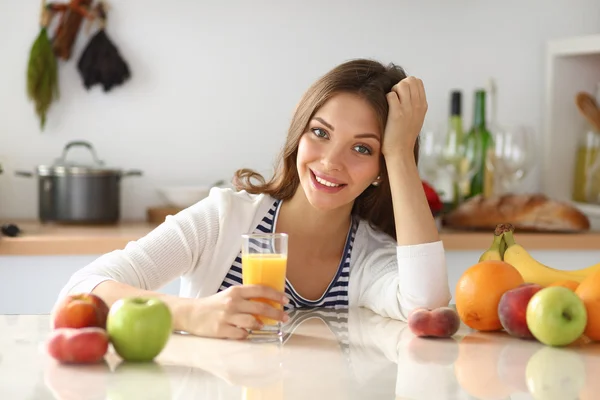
left=0, top=255, right=181, bottom=315
left=543, top=34, right=600, bottom=219
left=3, top=250, right=600, bottom=315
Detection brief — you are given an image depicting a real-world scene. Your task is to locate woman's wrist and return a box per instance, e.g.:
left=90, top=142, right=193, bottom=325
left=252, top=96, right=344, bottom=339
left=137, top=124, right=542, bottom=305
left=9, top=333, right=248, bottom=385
left=162, top=295, right=194, bottom=333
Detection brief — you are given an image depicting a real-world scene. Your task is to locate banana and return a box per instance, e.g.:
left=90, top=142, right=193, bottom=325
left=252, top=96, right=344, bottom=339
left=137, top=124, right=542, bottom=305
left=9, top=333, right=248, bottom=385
left=478, top=224, right=510, bottom=262
left=502, top=224, right=599, bottom=286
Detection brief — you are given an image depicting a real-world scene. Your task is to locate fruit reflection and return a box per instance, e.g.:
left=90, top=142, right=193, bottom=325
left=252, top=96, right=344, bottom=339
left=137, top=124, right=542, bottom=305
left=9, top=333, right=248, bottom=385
left=575, top=343, right=600, bottom=399
left=407, top=336, right=459, bottom=366
left=525, top=346, right=586, bottom=400
left=453, top=331, right=514, bottom=399
left=496, top=341, right=539, bottom=393
left=43, top=358, right=111, bottom=400
left=107, top=361, right=172, bottom=400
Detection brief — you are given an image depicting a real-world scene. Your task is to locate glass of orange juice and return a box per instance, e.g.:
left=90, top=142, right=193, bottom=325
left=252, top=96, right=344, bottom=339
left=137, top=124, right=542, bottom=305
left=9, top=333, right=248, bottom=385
left=241, top=233, right=288, bottom=342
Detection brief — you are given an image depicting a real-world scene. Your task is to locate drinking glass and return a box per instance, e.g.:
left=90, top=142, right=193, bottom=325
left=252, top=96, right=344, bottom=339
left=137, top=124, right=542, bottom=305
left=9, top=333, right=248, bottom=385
left=487, top=125, right=536, bottom=194
left=241, top=233, right=288, bottom=342
left=419, top=127, right=482, bottom=207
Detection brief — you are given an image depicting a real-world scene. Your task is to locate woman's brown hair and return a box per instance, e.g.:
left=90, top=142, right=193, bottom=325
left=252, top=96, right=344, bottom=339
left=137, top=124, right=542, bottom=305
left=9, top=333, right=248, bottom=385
left=233, top=58, right=420, bottom=240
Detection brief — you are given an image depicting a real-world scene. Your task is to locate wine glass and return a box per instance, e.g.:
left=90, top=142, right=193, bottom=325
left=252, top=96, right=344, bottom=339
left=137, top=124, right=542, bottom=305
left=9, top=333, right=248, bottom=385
left=487, top=125, right=536, bottom=194
left=419, top=126, right=483, bottom=206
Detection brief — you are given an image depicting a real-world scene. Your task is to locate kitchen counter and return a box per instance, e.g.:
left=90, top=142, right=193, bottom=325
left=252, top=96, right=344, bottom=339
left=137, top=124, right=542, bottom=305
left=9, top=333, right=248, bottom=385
left=2, top=308, right=599, bottom=399
left=0, top=220, right=599, bottom=255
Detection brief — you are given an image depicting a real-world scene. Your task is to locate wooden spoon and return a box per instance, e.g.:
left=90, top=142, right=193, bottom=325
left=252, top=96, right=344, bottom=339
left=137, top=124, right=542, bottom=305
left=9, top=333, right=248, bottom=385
left=576, top=92, right=600, bottom=132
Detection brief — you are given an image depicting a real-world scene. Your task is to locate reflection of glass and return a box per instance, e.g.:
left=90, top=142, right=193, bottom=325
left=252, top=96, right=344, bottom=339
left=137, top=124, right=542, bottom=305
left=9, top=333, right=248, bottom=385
left=241, top=233, right=288, bottom=342
left=487, top=125, right=536, bottom=194
left=419, top=127, right=483, bottom=207
left=242, top=343, right=284, bottom=400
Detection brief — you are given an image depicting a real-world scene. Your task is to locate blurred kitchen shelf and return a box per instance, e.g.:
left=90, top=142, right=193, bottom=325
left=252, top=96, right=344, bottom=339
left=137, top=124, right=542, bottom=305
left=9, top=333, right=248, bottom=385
left=573, top=201, right=600, bottom=231
left=542, top=33, right=600, bottom=202
left=439, top=228, right=600, bottom=251
left=0, top=221, right=599, bottom=255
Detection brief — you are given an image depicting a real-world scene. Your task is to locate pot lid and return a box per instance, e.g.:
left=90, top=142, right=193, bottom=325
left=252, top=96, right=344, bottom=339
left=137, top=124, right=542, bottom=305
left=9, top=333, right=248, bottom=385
left=37, top=141, right=123, bottom=176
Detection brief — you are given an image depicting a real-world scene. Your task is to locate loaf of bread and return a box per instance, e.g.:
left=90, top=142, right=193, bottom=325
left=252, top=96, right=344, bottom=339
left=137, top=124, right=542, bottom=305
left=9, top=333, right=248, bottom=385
left=442, top=193, right=590, bottom=232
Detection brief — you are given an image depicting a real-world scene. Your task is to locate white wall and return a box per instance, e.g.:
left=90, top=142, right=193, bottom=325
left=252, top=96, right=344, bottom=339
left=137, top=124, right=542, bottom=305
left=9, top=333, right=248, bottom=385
left=1, top=0, right=599, bottom=220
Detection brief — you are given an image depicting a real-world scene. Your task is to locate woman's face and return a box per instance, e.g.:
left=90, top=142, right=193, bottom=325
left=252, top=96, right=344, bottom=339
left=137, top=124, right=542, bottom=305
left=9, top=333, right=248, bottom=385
left=296, top=92, right=381, bottom=212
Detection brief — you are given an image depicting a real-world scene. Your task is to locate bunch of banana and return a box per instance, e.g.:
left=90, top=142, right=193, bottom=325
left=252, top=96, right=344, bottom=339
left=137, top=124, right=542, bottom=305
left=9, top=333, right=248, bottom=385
left=478, top=223, right=510, bottom=262
left=479, top=223, right=600, bottom=286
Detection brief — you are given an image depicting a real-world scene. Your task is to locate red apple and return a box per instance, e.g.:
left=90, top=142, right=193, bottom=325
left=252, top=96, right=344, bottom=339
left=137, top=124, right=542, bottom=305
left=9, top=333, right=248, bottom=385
left=46, top=327, right=109, bottom=364
left=498, top=283, right=543, bottom=339
left=52, top=293, right=110, bottom=330
left=408, top=307, right=461, bottom=338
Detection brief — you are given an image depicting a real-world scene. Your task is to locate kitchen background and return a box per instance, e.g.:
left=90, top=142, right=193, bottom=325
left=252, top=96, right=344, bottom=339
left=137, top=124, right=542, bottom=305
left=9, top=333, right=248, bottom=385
left=1, top=0, right=600, bottom=315
left=1, top=0, right=600, bottom=220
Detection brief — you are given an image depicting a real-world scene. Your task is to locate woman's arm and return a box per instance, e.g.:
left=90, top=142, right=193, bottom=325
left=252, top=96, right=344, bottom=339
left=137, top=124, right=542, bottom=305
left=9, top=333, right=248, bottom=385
left=53, top=192, right=222, bottom=331
left=54, top=189, right=289, bottom=338
left=383, top=76, right=439, bottom=246
left=352, top=76, right=451, bottom=320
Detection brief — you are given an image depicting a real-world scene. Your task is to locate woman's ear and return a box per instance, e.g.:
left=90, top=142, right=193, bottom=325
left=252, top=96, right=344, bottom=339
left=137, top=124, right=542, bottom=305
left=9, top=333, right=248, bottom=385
left=371, top=175, right=381, bottom=186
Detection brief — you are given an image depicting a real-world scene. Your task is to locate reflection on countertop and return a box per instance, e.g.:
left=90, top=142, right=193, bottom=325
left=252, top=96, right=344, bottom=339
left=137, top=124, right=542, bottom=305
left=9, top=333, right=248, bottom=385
left=2, top=307, right=600, bottom=399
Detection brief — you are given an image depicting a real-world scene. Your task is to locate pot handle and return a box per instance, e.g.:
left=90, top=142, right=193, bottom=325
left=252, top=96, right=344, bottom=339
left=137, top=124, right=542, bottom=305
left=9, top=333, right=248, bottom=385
left=55, top=140, right=105, bottom=166
left=15, top=171, right=34, bottom=178
left=122, top=170, right=143, bottom=178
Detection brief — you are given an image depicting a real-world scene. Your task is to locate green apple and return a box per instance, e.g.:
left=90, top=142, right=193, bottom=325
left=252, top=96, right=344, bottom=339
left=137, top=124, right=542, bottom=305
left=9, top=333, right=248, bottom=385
left=526, top=286, right=587, bottom=347
left=107, top=297, right=173, bottom=362
left=525, top=346, right=586, bottom=400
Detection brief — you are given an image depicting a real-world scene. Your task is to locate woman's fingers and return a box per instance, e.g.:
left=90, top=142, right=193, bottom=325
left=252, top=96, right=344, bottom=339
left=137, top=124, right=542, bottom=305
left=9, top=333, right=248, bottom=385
left=228, top=313, right=262, bottom=330
left=231, top=284, right=288, bottom=305
left=217, top=323, right=249, bottom=340
left=238, top=299, right=288, bottom=322
left=394, top=80, right=413, bottom=115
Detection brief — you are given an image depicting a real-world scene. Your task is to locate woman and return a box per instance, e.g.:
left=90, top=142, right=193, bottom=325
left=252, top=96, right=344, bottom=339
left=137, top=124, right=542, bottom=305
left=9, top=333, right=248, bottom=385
left=55, top=59, right=451, bottom=339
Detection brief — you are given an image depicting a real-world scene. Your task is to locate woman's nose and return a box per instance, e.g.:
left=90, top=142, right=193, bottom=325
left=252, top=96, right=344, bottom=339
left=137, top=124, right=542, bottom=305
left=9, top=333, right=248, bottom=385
left=320, top=145, right=345, bottom=171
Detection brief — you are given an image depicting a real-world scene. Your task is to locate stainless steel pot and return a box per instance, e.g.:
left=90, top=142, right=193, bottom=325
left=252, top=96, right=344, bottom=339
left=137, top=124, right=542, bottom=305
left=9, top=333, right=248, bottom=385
left=16, top=141, right=142, bottom=224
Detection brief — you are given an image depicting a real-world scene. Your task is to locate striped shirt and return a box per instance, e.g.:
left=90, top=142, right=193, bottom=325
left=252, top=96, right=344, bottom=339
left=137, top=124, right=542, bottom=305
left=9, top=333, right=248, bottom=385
left=217, top=199, right=358, bottom=311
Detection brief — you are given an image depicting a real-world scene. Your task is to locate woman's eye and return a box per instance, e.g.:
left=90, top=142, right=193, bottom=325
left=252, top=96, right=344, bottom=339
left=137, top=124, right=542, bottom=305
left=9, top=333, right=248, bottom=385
left=354, top=145, right=372, bottom=155
left=311, top=128, right=328, bottom=138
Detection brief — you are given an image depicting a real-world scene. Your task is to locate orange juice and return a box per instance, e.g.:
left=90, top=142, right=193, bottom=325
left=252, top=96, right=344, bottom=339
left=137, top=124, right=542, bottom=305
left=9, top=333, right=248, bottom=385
left=242, top=253, right=287, bottom=324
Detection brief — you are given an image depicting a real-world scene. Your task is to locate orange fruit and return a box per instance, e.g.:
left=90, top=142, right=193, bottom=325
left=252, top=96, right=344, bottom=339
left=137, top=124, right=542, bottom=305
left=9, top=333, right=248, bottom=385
left=548, top=279, right=579, bottom=291
left=455, top=260, right=524, bottom=331
left=575, top=270, right=600, bottom=341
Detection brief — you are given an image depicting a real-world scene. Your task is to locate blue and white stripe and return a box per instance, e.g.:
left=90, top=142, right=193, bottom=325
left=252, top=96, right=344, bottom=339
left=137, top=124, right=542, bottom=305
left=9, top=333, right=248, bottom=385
left=217, top=200, right=357, bottom=311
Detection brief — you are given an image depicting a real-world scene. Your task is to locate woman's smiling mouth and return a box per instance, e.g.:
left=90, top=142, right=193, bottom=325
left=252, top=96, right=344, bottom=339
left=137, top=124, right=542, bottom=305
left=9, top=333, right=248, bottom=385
left=310, top=169, right=347, bottom=193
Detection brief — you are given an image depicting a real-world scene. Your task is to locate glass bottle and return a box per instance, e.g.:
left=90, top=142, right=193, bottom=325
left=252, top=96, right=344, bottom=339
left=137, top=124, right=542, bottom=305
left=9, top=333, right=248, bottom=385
left=466, top=89, right=494, bottom=198
left=572, top=83, right=600, bottom=203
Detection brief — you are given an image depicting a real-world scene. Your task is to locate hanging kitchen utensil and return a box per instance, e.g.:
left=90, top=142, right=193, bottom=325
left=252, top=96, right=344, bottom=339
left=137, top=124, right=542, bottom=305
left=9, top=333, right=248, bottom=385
left=77, top=1, right=131, bottom=92
left=47, top=0, right=95, bottom=60
left=26, top=0, right=59, bottom=130
left=576, top=92, right=600, bottom=132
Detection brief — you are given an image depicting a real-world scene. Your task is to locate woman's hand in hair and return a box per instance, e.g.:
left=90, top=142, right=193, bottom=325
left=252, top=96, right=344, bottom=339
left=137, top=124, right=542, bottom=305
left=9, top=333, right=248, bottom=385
left=182, top=285, right=290, bottom=339
left=382, top=76, right=428, bottom=160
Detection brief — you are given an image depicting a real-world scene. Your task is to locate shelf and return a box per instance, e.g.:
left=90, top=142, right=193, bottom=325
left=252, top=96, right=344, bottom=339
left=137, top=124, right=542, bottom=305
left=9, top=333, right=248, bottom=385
left=547, top=34, right=600, bottom=57
left=542, top=33, right=600, bottom=203
left=0, top=221, right=599, bottom=256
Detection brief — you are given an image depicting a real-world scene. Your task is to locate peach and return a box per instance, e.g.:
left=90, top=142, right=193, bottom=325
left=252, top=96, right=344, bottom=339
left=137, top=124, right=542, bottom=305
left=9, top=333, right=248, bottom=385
left=498, top=283, right=543, bottom=339
left=46, top=327, right=109, bottom=364
left=53, top=293, right=110, bottom=330
left=407, top=307, right=460, bottom=338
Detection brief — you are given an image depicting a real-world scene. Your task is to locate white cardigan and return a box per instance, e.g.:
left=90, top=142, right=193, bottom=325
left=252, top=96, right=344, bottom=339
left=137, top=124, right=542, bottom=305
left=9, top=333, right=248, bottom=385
left=56, top=188, right=452, bottom=321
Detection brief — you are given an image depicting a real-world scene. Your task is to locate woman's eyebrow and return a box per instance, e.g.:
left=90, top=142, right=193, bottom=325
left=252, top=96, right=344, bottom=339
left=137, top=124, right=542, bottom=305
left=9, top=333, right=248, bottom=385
left=313, top=117, right=334, bottom=131
left=313, top=117, right=380, bottom=141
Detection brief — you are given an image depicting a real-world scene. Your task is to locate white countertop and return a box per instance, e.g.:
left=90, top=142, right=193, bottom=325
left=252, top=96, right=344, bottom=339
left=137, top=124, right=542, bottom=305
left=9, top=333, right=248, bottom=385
left=1, top=308, right=599, bottom=399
